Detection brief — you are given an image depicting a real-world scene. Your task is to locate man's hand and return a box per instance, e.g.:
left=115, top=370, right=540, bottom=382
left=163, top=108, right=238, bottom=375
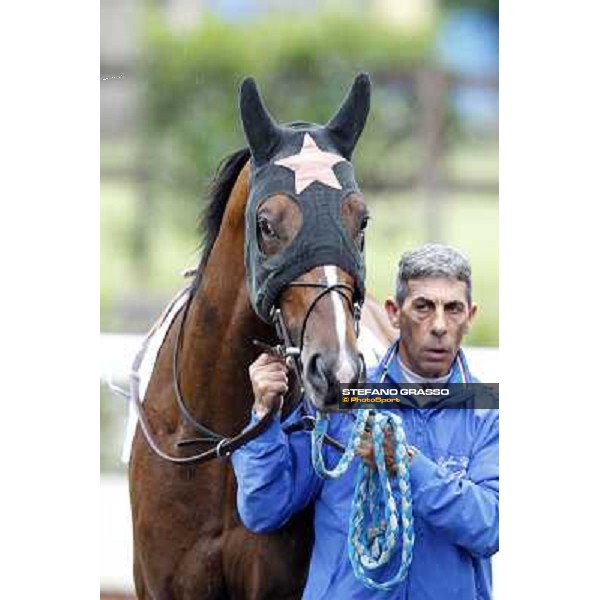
left=356, top=428, right=416, bottom=474
left=249, top=353, right=289, bottom=418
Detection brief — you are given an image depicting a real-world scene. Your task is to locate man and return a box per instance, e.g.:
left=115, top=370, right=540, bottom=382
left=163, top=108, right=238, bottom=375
left=231, top=243, right=499, bottom=599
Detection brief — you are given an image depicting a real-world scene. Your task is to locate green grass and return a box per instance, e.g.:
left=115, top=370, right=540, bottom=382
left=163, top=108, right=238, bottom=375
left=101, top=182, right=498, bottom=345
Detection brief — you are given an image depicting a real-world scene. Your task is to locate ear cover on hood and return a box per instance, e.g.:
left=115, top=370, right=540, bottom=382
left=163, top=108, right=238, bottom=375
left=239, top=78, right=283, bottom=166
left=239, top=74, right=371, bottom=323
left=325, top=73, right=371, bottom=160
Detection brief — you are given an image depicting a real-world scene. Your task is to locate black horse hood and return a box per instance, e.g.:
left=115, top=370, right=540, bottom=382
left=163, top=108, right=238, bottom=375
left=239, top=74, right=371, bottom=322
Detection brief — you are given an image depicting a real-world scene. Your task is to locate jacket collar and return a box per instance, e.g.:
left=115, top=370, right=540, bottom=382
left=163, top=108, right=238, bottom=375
left=368, top=338, right=475, bottom=413
left=373, top=337, right=472, bottom=385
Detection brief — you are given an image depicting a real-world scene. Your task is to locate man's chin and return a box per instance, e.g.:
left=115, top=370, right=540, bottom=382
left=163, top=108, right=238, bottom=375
left=417, top=357, right=452, bottom=379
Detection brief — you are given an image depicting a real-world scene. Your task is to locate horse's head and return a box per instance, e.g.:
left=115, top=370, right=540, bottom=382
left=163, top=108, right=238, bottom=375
left=240, top=74, right=371, bottom=411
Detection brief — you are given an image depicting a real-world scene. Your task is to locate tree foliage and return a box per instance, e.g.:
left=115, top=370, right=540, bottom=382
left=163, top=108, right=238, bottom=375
left=139, top=11, right=432, bottom=213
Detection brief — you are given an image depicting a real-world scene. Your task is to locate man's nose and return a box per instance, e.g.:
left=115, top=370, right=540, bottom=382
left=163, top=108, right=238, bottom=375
left=431, top=307, right=447, bottom=338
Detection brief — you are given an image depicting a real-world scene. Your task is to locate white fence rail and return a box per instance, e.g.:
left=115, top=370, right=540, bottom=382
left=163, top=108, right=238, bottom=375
left=100, top=333, right=500, bottom=384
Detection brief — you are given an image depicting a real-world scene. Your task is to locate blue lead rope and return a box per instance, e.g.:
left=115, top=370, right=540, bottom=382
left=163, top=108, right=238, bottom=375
left=311, top=409, right=415, bottom=591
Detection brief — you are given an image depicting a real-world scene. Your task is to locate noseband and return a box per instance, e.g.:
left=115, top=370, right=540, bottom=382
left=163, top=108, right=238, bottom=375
left=269, top=280, right=362, bottom=392
left=127, top=276, right=363, bottom=465
left=276, top=280, right=361, bottom=354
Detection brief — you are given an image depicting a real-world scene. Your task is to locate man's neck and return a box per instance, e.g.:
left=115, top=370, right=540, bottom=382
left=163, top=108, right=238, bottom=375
left=396, top=355, right=452, bottom=385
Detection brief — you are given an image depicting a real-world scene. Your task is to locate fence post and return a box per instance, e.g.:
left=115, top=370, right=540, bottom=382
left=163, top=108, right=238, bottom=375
left=131, top=141, right=154, bottom=286
left=417, top=66, right=447, bottom=242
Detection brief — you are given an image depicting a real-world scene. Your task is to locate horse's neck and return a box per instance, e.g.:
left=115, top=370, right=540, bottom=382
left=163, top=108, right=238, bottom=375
left=177, top=166, right=275, bottom=436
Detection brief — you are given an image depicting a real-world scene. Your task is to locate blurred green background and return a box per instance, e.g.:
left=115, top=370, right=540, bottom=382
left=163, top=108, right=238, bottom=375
left=101, top=0, right=498, bottom=345
left=100, top=0, right=498, bottom=472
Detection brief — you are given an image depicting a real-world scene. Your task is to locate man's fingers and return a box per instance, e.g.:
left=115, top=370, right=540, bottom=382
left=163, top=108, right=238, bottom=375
left=251, top=352, right=286, bottom=369
left=250, top=353, right=289, bottom=416
left=357, top=433, right=398, bottom=475
left=256, top=376, right=288, bottom=401
left=356, top=442, right=376, bottom=470
left=257, top=373, right=288, bottom=388
left=250, top=357, right=286, bottom=377
left=356, top=441, right=373, bottom=455
left=260, top=362, right=288, bottom=375
left=260, top=378, right=288, bottom=394
left=356, top=441, right=375, bottom=463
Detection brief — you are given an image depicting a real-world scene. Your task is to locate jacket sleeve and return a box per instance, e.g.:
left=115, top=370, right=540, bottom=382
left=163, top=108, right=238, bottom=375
left=231, top=407, right=322, bottom=533
left=409, top=410, right=499, bottom=558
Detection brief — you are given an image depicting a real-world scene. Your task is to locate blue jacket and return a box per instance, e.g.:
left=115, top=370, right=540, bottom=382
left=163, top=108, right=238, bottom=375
left=231, top=341, right=499, bottom=599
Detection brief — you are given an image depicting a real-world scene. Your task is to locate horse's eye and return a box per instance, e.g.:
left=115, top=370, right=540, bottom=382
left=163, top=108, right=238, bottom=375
left=258, top=216, right=276, bottom=239
left=356, top=215, right=369, bottom=252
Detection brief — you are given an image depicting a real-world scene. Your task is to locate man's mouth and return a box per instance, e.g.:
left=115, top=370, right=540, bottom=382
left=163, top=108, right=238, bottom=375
left=422, top=348, right=450, bottom=361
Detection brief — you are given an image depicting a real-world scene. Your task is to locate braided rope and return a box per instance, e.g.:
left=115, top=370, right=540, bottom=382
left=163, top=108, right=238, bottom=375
left=311, top=409, right=414, bottom=590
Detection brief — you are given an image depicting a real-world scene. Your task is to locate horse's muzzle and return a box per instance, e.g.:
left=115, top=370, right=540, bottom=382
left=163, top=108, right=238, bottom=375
left=304, top=351, right=362, bottom=411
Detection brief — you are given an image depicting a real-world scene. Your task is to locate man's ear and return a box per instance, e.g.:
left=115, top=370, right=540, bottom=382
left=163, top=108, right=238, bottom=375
left=384, top=297, right=401, bottom=330
left=465, top=303, right=478, bottom=333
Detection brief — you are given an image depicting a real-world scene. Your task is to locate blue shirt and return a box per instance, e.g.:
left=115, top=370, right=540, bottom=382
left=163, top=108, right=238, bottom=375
left=231, top=341, right=499, bottom=599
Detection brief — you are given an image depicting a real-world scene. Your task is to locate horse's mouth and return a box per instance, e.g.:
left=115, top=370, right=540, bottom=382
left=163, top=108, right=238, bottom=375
left=304, top=382, right=343, bottom=413
left=303, top=352, right=362, bottom=412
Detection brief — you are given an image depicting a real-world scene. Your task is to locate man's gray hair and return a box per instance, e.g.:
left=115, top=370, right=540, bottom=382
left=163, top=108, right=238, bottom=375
left=396, top=243, right=472, bottom=306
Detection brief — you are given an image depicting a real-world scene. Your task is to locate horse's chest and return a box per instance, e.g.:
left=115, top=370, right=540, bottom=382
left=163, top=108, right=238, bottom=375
left=160, top=468, right=311, bottom=600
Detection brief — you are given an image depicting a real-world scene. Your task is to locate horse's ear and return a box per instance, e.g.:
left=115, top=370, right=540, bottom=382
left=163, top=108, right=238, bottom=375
left=325, top=73, right=371, bottom=160
left=239, top=77, right=281, bottom=165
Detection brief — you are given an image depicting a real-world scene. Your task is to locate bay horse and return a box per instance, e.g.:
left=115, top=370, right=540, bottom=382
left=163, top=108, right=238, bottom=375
left=129, top=74, right=389, bottom=599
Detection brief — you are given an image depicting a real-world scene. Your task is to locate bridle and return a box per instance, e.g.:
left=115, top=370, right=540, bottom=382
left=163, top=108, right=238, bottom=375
left=271, top=280, right=363, bottom=393
left=129, top=275, right=365, bottom=465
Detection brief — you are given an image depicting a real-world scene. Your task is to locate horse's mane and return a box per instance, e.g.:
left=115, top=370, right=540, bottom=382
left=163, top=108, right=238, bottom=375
left=192, top=147, right=251, bottom=292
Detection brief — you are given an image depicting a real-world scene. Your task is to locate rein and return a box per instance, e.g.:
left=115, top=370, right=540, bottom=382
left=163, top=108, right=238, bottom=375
left=127, top=277, right=360, bottom=464
left=126, top=288, right=279, bottom=464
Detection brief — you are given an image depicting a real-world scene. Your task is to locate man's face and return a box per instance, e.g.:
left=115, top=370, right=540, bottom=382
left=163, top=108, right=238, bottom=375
left=385, top=277, right=477, bottom=378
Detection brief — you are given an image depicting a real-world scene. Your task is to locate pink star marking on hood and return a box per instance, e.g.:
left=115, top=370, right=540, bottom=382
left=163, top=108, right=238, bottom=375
left=275, top=133, right=346, bottom=194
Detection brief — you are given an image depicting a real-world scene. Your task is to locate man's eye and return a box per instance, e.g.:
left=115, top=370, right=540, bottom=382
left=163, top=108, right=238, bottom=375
left=415, top=303, right=430, bottom=312
left=258, top=217, right=276, bottom=238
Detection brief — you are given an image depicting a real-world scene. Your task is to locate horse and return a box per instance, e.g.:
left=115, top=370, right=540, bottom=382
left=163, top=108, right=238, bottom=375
left=129, top=73, right=390, bottom=599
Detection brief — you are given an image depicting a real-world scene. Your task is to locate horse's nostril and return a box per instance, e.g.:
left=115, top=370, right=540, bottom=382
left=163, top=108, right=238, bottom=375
left=323, top=391, right=340, bottom=406
left=307, top=353, right=328, bottom=393
left=306, top=353, right=347, bottom=408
